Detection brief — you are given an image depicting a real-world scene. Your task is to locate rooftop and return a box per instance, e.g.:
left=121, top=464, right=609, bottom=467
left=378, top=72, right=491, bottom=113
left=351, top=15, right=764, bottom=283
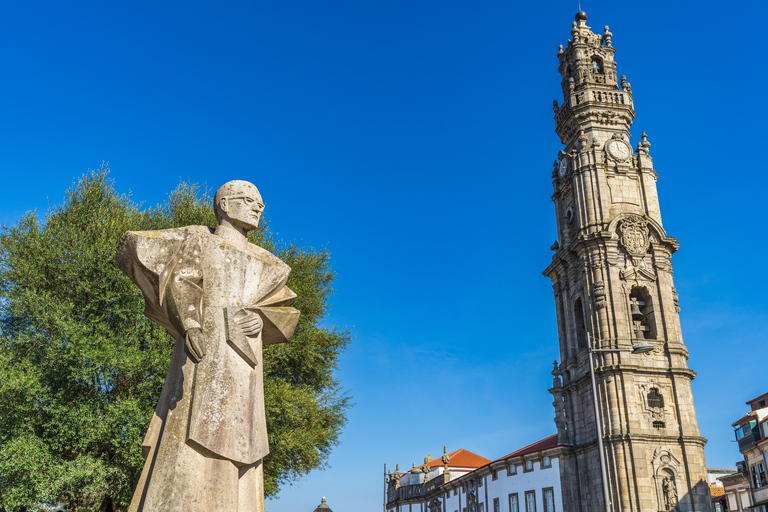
left=500, top=434, right=560, bottom=460
left=732, top=411, right=757, bottom=428
left=415, top=449, right=492, bottom=471
left=746, top=392, right=768, bottom=410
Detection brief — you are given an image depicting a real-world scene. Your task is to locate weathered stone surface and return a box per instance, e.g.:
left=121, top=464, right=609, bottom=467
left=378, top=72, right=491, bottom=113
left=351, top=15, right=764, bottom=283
left=116, top=180, right=299, bottom=512
left=546, top=12, right=709, bottom=512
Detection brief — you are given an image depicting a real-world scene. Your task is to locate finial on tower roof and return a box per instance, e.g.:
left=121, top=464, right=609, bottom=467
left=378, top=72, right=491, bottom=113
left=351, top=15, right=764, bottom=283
left=603, top=25, right=613, bottom=47
left=637, top=132, right=651, bottom=155
left=575, top=11, right=587, bottom=22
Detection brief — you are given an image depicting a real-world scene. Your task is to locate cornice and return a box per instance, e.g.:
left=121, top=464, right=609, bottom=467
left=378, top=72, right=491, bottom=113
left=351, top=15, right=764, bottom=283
left=568, top=434, right=708, bottom=455
left=561, top=364, right=698, bottom=392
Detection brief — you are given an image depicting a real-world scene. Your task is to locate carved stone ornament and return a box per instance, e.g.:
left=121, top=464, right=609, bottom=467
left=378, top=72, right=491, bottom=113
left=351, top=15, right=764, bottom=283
left=618, top=215, right=650, bottom=256
left=467, top=483, right=478, bottom=512
left=593, top=280, right=607, bottom=309
left=640, top=384, right=666, bottom=422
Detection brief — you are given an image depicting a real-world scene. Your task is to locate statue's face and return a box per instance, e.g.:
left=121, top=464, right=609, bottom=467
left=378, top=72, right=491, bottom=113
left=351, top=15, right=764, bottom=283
left=220, top=185, right=264, bottom=231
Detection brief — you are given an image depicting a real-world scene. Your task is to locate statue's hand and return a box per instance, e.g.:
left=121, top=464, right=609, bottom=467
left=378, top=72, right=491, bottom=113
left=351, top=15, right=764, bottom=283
left=185, top=328, right=206, bottom=362
left=236, top=311, right=263, bottom=338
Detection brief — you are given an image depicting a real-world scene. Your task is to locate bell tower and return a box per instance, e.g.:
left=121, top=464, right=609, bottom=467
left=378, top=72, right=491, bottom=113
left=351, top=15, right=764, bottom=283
left=544, top=11, right=710, bottom=512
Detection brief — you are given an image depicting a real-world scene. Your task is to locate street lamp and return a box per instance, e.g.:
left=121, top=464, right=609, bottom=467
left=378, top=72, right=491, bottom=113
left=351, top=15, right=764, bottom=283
left=587, top=333, right=654, bottom=512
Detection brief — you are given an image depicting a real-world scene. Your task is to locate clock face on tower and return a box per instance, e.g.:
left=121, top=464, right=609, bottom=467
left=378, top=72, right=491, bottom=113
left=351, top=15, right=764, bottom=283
left=607, top=140, right=631, bottom=160
left=558, top=157, right=569, bottom=177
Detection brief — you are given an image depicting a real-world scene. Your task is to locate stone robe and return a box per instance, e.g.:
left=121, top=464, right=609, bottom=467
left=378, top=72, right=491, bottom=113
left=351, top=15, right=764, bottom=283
left=116, top=226, right=299, bottom=512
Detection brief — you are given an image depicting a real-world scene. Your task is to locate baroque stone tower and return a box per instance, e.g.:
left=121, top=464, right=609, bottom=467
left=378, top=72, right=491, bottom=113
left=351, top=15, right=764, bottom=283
left=544, top=12, right=710, bottom=512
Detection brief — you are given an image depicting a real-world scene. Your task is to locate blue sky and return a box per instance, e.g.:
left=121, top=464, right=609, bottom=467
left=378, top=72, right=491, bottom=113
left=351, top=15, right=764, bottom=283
left=1, top=0, right=767, bottom=511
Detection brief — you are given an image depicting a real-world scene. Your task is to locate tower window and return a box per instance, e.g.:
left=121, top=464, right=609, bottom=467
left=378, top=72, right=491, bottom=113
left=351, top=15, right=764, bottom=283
left=591, top=57, right=604, bottom=73
left=629, top=288, right=656, bottom=339
left=653, top=421, right=666, bottom=429
left=574, top=298, right=587, bottom=350
left=648, top=388, right=664, bottom=408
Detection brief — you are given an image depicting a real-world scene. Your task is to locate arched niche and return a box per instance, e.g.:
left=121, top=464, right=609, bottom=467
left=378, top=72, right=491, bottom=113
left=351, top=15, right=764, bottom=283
left=591, top=56, right=604, bottom=74
left=652, top=448, right=681, bottom=511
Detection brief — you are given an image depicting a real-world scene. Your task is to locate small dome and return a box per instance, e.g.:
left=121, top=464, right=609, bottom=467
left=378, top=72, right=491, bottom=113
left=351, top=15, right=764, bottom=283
left=575, top=11, right=587, bottom=22
left=314, top=497, right=333, bottom=512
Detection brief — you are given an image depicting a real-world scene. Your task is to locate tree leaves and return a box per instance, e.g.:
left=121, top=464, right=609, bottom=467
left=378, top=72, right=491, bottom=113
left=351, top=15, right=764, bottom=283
left=0, top=168, right=350, bottom=511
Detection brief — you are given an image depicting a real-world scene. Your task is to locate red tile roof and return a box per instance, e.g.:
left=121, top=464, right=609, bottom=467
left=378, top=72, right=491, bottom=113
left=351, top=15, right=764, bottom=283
left=500, top=434, right=560, bottom=460
left=415, top=449, right=492, bottom=471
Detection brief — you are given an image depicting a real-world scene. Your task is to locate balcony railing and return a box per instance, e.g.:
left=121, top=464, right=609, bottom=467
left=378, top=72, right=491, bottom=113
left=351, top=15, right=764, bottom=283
left=386, top=474, right=450, bottom=504
left=739, top=432, right=761, bottom=452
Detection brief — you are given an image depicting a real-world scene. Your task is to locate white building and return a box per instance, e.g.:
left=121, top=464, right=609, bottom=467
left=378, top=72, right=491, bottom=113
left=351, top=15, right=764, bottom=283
left=386, top=435, right=564, bottom=512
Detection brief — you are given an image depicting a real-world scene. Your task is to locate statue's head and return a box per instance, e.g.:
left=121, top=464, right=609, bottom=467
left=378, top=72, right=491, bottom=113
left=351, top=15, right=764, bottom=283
left=214, top=180, right=264, bottom=231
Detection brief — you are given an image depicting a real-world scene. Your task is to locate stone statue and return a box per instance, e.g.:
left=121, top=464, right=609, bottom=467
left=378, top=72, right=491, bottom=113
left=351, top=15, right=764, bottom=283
left=116, top=180, right=300, bottom=511
left=662, top=476, right=678, bottom=510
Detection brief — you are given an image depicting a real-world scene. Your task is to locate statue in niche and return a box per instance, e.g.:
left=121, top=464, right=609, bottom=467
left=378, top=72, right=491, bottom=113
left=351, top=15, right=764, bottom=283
left=116, top=180, right=300, bottom=512
left=662, top=476, right=678, bottom=510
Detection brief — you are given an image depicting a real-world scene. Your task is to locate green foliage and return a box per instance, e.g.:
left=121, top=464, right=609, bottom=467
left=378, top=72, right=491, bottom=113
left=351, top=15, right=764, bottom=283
left=0, top=168, right=350, bottom=512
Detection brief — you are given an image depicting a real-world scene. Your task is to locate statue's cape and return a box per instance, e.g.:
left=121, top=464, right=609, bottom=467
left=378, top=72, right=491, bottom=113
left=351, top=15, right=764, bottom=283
left=116, top=226, right=299, bottom=345
left=116, top=226, right=300, bottom=464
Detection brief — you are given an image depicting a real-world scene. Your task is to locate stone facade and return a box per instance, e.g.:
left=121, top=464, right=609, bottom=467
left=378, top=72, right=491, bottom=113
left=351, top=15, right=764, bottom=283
left=543, top=12, right=709, bottom=512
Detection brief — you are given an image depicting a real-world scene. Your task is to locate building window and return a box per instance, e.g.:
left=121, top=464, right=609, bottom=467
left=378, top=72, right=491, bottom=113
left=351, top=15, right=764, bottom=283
left=524, top=460, right=534, bottom=472
left=507, top=464, right=517, bottom=476
left=653, top=421, right=666, bottom=429
left=509, top=494, right=519, bottom=512
left=525, top=491, right=536, bottom=512
left=542, top=456, right=551, bottom=468
left=492, top=469, right=498, bottom=481
left=736, top=421, right=757, bottom=440
left=478, top=504, right=484, bottom=512
left=755, top=464, right=768, bottom=488
left=543, top=488, right=555, bottom=512
left=493, top=498, right=500, bottom=512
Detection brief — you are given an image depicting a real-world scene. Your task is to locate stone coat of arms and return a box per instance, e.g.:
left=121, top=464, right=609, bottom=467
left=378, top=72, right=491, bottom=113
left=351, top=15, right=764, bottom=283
left=618, top=215, right=650, bottom=256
